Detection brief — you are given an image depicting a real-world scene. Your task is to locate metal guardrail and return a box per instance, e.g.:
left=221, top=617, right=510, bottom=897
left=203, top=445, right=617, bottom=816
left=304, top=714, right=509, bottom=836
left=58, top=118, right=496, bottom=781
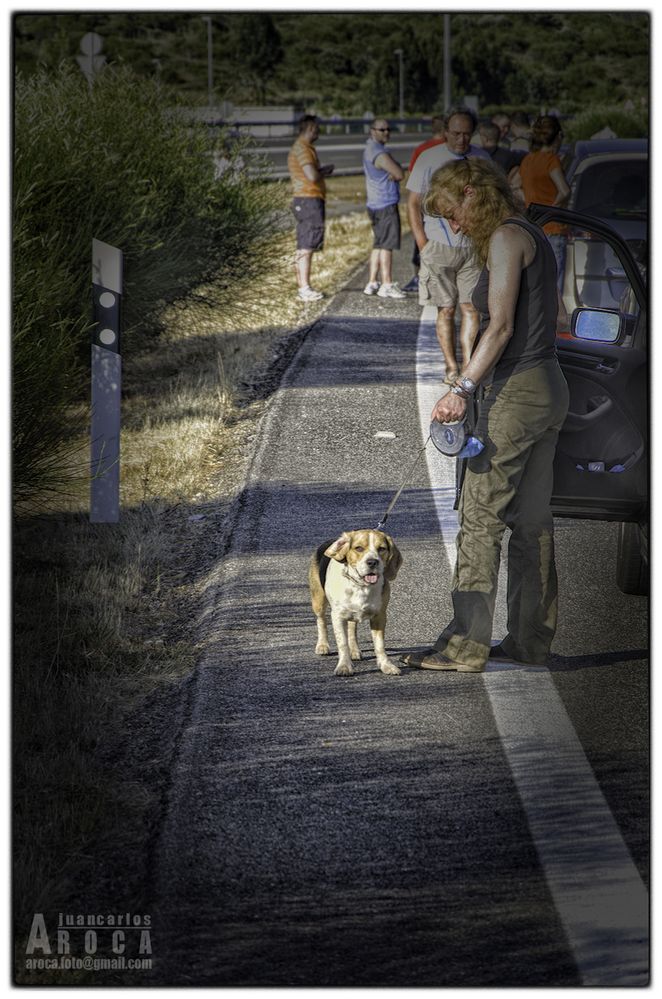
left=205, top=117, right=431, bottom=139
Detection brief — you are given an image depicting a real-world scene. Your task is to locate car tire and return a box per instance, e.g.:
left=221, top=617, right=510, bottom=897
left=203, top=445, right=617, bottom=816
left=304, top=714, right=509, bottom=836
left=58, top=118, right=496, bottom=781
left=616, top=521, right=648, bottom=595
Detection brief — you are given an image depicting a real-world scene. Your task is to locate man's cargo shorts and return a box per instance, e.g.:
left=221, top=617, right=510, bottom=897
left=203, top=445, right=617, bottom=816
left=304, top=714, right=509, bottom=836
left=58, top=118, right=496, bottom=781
left=367, top=203, right=401, bottom=250
left=292, top=197, right=325, bottom=251
left=418, top=238, right=482, bottom=307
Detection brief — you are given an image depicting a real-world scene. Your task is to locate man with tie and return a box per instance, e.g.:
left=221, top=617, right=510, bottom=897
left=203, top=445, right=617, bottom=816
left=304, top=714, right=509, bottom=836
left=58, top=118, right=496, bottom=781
left=406, top=106, right=490, bottom=380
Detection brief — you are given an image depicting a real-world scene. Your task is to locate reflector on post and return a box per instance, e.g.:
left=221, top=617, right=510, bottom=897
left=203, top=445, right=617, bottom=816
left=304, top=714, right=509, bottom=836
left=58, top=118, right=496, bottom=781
left=90, top=238, right=122, bottom=523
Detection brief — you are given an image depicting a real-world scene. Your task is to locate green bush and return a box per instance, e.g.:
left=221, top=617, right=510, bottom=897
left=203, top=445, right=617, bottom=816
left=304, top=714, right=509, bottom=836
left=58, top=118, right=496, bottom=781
left=562, top=105, right=648, bottom=142
left=14, top=63, right=285, bottom=501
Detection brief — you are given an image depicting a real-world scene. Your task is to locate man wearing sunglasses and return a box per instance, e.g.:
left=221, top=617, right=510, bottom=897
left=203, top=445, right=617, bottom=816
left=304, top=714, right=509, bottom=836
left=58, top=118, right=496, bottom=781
left=362, top=118, right=406, bottom=299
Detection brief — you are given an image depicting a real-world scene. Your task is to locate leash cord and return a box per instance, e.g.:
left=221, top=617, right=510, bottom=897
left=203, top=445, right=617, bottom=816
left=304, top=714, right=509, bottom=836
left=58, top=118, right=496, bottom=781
left=376, top=435, right=431, bottom=530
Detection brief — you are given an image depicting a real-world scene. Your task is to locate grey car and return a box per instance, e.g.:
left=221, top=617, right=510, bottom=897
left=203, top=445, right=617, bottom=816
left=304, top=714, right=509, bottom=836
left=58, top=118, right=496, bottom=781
left=559, top=138, right=647, bottom=311
left=534, top=202, right=647, bottom=594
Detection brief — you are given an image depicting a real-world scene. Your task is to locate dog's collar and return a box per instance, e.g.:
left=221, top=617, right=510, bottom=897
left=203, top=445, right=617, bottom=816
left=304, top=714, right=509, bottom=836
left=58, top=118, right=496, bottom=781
left=342, top=565, right=375, bottom=587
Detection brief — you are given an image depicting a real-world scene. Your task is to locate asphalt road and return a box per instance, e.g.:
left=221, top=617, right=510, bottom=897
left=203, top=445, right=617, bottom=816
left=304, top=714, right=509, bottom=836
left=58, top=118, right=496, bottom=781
left=147, top=244, right=648, bottom=987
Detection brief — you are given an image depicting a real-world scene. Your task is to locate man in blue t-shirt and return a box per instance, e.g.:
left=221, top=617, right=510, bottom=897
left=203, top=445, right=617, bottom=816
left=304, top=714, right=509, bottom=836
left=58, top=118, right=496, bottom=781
left=362, top=118, right=406, bottom=299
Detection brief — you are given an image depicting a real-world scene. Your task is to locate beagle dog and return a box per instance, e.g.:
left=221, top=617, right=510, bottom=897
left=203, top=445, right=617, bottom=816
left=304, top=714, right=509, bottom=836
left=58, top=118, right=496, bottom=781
left=308, top=529, right=403, bottom=676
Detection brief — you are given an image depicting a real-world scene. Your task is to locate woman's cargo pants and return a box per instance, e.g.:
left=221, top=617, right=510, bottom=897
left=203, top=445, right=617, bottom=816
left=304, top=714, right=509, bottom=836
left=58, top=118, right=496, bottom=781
left=435, top=359, right=570, bottom=669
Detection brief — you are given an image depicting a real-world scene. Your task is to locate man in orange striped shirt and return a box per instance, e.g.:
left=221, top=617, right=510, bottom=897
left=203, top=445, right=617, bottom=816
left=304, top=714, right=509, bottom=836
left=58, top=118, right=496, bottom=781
left=287, top=115, right=335, bottom=302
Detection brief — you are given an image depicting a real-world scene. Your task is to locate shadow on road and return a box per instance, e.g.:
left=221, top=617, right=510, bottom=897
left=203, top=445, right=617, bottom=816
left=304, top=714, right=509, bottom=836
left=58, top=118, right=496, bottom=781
left=296, top=315, right=421, bottom=385
left=547, top=649, right=648, bottom=672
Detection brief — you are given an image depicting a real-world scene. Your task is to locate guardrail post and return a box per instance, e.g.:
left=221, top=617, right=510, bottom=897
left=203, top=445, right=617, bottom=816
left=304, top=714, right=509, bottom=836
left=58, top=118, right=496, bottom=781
left=90, top=238, right=123, bottom=523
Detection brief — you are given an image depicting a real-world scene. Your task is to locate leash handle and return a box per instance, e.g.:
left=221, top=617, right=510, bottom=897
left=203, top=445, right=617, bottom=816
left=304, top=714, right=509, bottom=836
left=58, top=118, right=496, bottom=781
left=376, top=435, right=431, bottom=530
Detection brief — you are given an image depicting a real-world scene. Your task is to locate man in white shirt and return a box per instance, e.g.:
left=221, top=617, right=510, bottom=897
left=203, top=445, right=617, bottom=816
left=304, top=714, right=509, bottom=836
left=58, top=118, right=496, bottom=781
left=406, top=106, right=490, bottom=381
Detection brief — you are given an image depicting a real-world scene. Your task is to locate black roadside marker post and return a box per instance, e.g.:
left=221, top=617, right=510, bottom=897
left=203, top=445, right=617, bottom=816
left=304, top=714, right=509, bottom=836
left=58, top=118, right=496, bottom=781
left=90, top=238, right=122, bottom=523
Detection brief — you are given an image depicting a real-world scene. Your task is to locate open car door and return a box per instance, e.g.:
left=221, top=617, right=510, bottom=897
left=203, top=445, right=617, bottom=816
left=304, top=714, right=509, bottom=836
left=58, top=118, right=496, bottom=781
left=528, top=203, right=648, bottom=591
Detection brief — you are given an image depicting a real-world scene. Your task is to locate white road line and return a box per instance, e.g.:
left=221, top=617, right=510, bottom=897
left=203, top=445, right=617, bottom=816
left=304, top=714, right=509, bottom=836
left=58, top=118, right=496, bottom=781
left=415, top=306, right=460, bottom=545
left=416, top=310, right=649, bottom=986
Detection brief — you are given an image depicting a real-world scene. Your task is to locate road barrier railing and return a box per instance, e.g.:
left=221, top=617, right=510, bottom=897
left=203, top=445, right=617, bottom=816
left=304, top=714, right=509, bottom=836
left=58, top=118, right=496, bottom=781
left=205, top=117, right=431, bottom=139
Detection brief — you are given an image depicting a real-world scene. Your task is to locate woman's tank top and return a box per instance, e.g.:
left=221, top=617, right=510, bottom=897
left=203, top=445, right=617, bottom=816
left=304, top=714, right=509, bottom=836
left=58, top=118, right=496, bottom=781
left=471, top=216, right=559, bottom=382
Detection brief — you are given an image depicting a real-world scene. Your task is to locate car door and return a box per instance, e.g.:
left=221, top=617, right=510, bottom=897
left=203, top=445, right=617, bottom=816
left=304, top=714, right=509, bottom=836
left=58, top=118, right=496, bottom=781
left=528, top=204, right=647, bottom=523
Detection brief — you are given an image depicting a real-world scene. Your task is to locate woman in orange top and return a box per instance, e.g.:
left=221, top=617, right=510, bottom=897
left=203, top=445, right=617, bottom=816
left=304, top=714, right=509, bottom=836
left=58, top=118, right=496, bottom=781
left=515, top=115, right=570, bottom=285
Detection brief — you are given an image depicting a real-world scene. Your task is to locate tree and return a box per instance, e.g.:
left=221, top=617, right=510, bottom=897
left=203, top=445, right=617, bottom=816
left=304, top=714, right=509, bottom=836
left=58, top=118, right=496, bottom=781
left=228, top=13, right=283, bottom=103
left=12, top=11, right=649, bottom=114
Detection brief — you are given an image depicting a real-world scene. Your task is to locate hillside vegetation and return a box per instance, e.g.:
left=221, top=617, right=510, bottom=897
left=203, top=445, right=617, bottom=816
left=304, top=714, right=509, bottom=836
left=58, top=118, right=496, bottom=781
left=13, top=63, right=283, bottom=501
left=14, top=11, right=649, bottom=117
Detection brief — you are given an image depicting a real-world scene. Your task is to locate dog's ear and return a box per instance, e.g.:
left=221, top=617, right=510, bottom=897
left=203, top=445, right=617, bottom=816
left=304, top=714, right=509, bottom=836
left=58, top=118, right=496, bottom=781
left=384, top=535, right=403, bottom=580
left=324, top=533, right=351, bottom=562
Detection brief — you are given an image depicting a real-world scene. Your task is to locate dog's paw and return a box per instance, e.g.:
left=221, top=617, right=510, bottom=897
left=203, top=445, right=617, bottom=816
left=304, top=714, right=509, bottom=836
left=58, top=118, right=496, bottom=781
left=334, top=661, right=354, bottom=676
left=315, top=642, right=330, bottom=656
left=380, top=659, right=402, bottom=676
left=349, top=647, right=363, bottom=661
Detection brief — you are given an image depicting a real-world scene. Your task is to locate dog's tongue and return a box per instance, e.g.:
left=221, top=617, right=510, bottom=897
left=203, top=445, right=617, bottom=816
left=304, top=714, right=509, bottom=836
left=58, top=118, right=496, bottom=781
left=364, top=574, right=379, bottom=585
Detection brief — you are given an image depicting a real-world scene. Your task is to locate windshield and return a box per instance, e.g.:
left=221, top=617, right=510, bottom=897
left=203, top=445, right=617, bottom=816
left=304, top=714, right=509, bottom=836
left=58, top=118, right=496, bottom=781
left=572, top=159, right=648, bottom=220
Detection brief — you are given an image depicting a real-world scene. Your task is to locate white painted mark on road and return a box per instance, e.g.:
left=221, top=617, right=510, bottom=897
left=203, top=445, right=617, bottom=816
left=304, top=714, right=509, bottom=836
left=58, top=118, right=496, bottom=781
left=416, top=309, right=648, bottom=986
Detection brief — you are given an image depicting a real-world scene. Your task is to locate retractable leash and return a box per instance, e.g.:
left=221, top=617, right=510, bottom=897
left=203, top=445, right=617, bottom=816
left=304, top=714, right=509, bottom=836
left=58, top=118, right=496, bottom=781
left=375, top=420, right=485, bottom=531
left=376, top=435, right=431, bottom=531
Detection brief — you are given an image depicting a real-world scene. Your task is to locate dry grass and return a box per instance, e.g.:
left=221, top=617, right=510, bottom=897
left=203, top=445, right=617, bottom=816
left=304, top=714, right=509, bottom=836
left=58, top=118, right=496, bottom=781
left=324, top=173, right=368, bottom=207
left=121, top=211, right=376, bottom=506
left=14, top=198, right=408, bottom=941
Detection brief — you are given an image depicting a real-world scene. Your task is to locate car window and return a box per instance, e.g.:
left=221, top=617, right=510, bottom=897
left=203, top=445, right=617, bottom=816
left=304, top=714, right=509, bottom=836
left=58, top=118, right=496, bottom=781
left=527, top=202, right=646, bottom=344
left=562, top=226, right=640, bottom=344
left=559, top=223, right=642, bottom=335
left=572, top=160, right=648, bottom=220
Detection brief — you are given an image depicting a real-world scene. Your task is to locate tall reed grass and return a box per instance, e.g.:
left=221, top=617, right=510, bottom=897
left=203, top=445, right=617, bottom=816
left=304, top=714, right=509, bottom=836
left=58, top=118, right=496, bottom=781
left=14, top=63, right=286, bottom=501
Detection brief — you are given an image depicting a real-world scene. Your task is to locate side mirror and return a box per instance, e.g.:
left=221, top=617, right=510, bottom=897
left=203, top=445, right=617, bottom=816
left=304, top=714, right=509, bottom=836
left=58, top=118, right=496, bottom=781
left=571, top=307, right=622, bottom=344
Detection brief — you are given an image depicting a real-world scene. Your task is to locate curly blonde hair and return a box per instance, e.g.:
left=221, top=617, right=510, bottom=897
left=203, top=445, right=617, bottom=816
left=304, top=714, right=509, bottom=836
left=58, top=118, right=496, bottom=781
left=423, top=157, right=522, bottom=264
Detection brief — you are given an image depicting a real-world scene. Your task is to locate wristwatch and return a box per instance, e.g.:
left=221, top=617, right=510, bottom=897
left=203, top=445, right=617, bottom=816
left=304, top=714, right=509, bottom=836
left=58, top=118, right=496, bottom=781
left=457, top=375, right=477, bottom=395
